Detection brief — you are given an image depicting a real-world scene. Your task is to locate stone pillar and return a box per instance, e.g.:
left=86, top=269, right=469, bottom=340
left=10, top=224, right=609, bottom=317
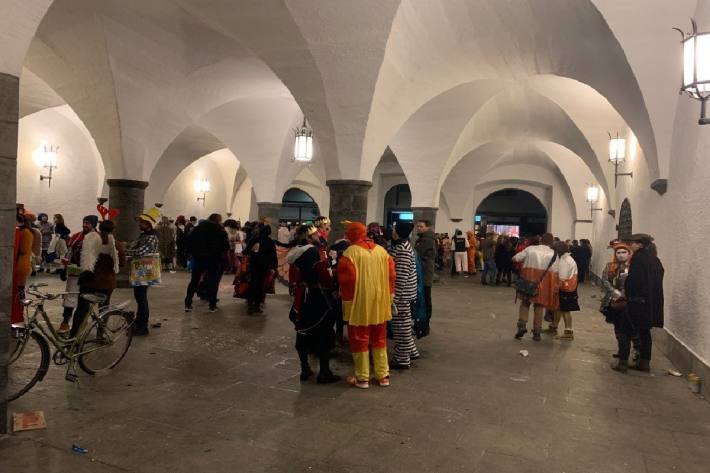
left=412, top=207, right=438, bottom=230
left=107, top=179, right=149, bottom=288
left=0, top=72, right=19, bottom=434
left=256, top=202, right=281, bottom=238
left=326, top=180, right=372, bottom=242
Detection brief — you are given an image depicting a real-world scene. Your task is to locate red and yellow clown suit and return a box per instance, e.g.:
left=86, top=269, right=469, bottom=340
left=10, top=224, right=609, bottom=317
left=337, top=222, right=396, bottom=384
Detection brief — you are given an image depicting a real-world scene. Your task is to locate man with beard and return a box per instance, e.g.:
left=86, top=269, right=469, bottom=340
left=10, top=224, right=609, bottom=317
left=286, top=225, right=341, bottom=384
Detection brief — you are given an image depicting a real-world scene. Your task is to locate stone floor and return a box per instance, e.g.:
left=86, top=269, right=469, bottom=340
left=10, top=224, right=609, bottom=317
left=2, top=271, right=709, bottom=473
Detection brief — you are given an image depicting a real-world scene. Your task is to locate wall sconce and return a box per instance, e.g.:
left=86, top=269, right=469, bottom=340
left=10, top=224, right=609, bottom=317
left=677, top=19, right=710, bottom=124
left=293, top=117, right=314, bottom=163
left=33, top=141, right=59, bottom=188
left=586, top=185, right=603, bottom=219
left=194, top=179, right=210, bottom=206
left=608, top=132, right=632, bottom=187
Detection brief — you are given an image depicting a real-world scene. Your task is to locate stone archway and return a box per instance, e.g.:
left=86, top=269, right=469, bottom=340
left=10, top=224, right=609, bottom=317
left=618, top=198, right=632, bottom=240
left=475, top=188, right=548, bottom=237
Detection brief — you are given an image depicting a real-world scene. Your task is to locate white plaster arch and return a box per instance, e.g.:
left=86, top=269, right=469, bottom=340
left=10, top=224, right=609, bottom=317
left=364, top=0, right=659, bottom=186
left=440, top=140, right=597, bottom=223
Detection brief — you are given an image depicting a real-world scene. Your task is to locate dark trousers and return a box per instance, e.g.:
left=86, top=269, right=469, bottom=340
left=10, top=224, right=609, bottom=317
left=247, top=270, right=268, bottom=306
left=614, top=315, right=652, bottom=361
left=133, top=286, right=150, bottom=329
left=496, top=266, right=512, bottom=285
left=185, top=258, right=221, bottom=308
left=70, top=288, right=112, bottom=338
left=418, top=285, right=432, bottom=337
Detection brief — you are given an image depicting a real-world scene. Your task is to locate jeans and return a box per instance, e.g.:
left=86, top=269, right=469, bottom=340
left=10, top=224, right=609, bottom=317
left=481, top=260, right=497, bottom=284
left=185, top=258, right=221, bottom=308
left=133, top=286, right=150, bottom=329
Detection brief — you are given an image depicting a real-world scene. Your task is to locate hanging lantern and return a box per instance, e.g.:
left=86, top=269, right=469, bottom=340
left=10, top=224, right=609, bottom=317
left=608, top=134, right=626, bottom=164
left=586, top=185, right=599, bottom=204
left=678, top=19, right=710, bottom=124
left=293, top=117, right=313, bottom=163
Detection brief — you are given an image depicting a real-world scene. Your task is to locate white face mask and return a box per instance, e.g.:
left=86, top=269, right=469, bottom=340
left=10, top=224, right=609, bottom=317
left=615, top=250, right=630, bottom=263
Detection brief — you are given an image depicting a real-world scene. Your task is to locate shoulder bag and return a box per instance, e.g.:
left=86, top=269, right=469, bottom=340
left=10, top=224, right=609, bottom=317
left=514, top=252, right=557, bottom=298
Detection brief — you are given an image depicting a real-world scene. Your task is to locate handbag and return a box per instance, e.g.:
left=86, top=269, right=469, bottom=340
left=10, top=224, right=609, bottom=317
left=514, top=253, right=557, bottom=298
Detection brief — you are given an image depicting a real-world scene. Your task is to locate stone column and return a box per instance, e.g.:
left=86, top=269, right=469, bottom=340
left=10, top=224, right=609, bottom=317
left=412, top=207, right=438, bottom=230
left=256, top=202, right=281, bottom=238
left=107, top=179, right=149, bottom=288
left=326, top=180, right=372, bottom=242
left=0, top=72, right=19, bottom=434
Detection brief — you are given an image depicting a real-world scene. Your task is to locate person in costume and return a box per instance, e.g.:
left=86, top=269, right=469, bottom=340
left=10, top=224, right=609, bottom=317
left=11, top=210, right=34, bottom=325
left=513, top=233, right=560, bottom=341
left=286, top=225, right=341, bottom=384
left=124, top=207, right=160, bottom=336
left=70, top=219, right=119, bottom=337
left=389, top=221, right=419, bottom=369
left=618, top=234, right=664, bottom=373
left=337, top=222, right=396, bottom=389
left=466, top=230, right=477, bottom=275
left=544, top=241, right=579, bottom=340
left=314, top=216, right=331, bottom=256
left=601, top=243, right=637, bottom=372
left=58, top=215, right=99, bottom=334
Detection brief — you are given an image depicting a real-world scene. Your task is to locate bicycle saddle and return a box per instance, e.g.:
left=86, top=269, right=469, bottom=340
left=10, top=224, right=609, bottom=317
left=81, top=294, right=107, bottom=304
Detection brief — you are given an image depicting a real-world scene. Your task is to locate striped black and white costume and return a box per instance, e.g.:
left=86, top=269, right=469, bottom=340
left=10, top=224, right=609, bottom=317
left=390, top=239, right=419, bottom=365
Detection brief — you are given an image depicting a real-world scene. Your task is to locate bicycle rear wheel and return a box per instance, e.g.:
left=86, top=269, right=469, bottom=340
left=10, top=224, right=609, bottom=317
left=78, top=310, right=133, bottom=375
left=4, top=330, right=50, bottom=402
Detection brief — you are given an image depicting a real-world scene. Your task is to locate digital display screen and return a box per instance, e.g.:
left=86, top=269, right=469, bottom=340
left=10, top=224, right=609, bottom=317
left=396, top=212, right=414, bottom=221
left=475, top=215, right=482, bottom=222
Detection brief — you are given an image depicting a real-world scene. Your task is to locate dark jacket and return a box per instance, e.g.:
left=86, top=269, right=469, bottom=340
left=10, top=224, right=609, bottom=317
left=625, top=247, right=664, bottom=329
left=187, top=221, right=229, bottom=261
left=414, top=230, right=436, bottom=286
left=247, top=235, right=278, bottom=274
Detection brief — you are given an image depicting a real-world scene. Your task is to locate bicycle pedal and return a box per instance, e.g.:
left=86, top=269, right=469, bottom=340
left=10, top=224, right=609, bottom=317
left=65, top=372, right=78, bottom=383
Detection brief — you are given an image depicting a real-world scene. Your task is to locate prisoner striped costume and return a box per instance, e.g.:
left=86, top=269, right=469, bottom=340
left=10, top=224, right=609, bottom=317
left=390, top=239, right=419, bottom=365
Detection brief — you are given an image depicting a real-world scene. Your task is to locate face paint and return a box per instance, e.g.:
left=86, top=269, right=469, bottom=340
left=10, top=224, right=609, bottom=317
left=616, top=249, right=630, bottom=262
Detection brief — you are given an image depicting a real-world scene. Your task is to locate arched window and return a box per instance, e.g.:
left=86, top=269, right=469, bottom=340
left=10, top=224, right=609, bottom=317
left=279, top=188, right=319, bottom=223
left=618, top=199, right=632, bottom=240
left=383, top=184, right=412, bottom=227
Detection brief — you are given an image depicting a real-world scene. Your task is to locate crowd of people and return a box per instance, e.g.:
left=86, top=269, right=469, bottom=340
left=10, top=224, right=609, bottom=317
left=11, top=204, right=665, bottom=387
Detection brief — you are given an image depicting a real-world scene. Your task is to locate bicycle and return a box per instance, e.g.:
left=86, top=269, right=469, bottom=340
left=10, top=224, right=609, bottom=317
left=3, top=283, right=135, bottom=402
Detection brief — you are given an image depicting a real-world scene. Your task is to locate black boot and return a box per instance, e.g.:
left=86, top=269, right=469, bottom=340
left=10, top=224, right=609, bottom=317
left=316, top=354, right=340, bottom=384
left=532, top=328, right=542, bottom=342
left=629, top=359, right=650, bottom=372
left=611, top=359, right=628, bottom=373
left=514, top=321, right=528, bottom=339
left=298, top=350, right=313, bottom=381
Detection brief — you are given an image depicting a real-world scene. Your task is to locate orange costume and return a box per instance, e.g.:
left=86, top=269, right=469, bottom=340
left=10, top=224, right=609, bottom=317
left=11, top=226, right=34, bottom=324
left=466, top=231, right=477, bottom=274
left=337, top=222, right=395, bottom=387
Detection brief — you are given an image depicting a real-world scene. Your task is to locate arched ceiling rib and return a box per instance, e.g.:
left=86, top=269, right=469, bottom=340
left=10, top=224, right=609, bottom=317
left=176, top=0, right=401, bottom=180
left=393, top=83, right=610, bottom=209
left=0, top=0, right=53, bottom=75
left=19, top=67, right=64, bottom=118
left=441, top=141, right=592, bottom=221
left=364, top=0, right=659, bottom=185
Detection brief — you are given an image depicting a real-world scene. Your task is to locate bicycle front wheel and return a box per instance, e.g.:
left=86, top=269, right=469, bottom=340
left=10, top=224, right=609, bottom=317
left=5, top=330, right=50, bottom=402
left=78, top=310, right=133, bottom=375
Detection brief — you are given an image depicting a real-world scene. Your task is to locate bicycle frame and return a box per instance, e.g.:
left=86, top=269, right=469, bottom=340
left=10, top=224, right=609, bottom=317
left=18, top=298, right=130, bottom=363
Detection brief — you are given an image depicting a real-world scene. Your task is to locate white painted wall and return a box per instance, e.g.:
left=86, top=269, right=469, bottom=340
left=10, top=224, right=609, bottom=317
left=159, top=151, right=245, bottom=221
left=589, top=103, right=710, bottom=366
left=17, top=106, right=105, bottom=232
